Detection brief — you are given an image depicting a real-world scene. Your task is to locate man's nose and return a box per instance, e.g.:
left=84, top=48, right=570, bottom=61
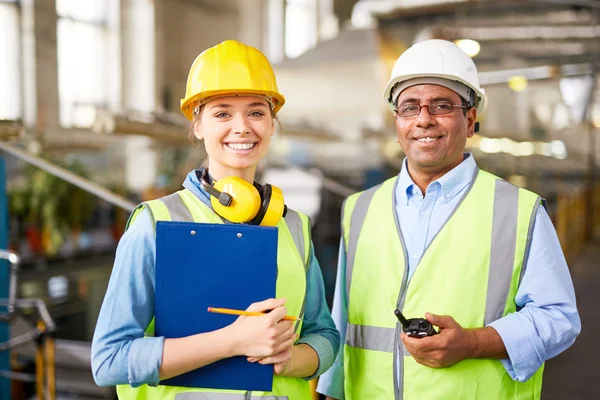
left=415, top=105, right=435, bottom=128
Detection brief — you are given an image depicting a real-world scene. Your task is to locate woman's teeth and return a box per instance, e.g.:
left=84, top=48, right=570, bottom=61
left=227, top=143, right=255, bottom=150
left=417, top=137, right=440, bottom=142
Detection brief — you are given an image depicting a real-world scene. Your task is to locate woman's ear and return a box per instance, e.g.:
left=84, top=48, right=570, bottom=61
left=193, top=119, right=203, bottom=140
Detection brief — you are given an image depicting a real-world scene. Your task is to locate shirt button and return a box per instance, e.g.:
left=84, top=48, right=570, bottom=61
left=420, top=211, right=426, bottom=217
left=446, top=194, right=452, bottom=199
left=413, top=253, right=419, bottom=259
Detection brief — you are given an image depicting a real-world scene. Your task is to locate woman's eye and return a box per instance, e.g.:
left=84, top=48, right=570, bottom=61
left=249, top=111, right=265, bottom=117
left=215, top=112, right=230, bottom=118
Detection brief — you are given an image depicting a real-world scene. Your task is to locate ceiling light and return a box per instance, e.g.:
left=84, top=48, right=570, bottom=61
left=508, top=76, right=528, bottom=92
left=454, top=39, right=480, bottom=58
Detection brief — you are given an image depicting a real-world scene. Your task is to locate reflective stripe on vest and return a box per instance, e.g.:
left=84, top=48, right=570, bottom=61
left=174, top=393, right=288, bottom=400
left=342, top=170, right=543, bottom=400
left=119, top=189, right=312, bottom=400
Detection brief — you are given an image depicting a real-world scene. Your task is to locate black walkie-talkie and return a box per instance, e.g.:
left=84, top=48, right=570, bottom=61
left=394, top=309, right=437, bottom=338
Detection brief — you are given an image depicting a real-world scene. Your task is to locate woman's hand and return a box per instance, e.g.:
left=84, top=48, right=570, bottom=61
left=226, top=298, right=295, bottom=359
left=247, top=335, right=298, bottom=375
left=249, top=342, right=319, bottom=379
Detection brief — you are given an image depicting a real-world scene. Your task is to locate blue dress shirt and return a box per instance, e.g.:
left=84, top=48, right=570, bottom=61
left=91, top=170, right=340, bottom=387
left=317, top=154, right=581, bottom=399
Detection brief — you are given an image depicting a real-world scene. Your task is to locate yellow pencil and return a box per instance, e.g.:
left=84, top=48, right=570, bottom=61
left=207, top=307, right=301, bottom=321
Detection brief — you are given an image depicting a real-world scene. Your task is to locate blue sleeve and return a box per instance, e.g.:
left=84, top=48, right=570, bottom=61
left=296, top=242, right=340, bottom=380
left=316, top=239, right=347, bottom=399
left=91, top=209, right=165, bottom=387
left=488, top=205, right=581, bottom=382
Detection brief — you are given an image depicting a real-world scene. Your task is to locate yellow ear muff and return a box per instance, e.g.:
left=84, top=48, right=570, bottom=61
left=211, top=176, right=261, bottom=223
left=259, top=185, right=285, bottom=226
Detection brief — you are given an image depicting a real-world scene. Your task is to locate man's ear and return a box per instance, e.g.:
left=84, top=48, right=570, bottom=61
left=466, top=108, right=477, bottom=138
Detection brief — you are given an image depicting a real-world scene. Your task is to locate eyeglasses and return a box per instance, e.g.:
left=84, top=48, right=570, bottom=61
left=395, top=101, right=468, bottom=117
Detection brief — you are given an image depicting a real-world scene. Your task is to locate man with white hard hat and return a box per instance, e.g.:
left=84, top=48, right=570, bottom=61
left=317, top=39, right=580, bottom=400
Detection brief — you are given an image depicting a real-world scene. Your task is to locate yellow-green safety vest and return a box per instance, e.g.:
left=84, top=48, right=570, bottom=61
left=342, top=169, right=544, bottom=400
left=117, top=188, right=313, bottom=400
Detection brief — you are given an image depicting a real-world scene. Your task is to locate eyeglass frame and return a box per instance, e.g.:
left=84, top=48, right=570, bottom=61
left=394, top=101, right=470, bottom=118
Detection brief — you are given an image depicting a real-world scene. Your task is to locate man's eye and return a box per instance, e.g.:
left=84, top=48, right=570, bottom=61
left=402, top=105, right=419, bottom=112
left=432, top=103, right=452, bottom=111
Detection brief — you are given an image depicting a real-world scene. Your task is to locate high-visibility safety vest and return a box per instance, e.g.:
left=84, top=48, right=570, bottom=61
left=116, top=188, right=313, bottom=400
left=342, top=170, right=545, bottom=400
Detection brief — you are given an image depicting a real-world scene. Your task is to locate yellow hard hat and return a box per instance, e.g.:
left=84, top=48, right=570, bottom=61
left=180, top=40, right=285, bottom=120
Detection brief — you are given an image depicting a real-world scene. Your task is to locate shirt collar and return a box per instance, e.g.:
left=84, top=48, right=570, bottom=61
left=182, top=169, right=211, bottom=207
left=396, top=153, right=478, bottom=204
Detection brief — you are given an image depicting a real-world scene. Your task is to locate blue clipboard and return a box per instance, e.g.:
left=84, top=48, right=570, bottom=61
left=155, top=221, right=278, bottom=391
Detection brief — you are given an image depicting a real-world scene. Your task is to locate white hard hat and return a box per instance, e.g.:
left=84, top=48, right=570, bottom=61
left=383, top=39, right=487, bottom=114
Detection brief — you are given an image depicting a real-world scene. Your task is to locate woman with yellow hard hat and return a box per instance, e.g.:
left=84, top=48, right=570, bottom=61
left=91, top=40, right=339, bottom=399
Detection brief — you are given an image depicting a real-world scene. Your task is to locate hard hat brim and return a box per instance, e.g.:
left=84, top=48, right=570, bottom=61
left=383, top=73, right=487, bottom=115
left=181, top=89, right=286, bottom=120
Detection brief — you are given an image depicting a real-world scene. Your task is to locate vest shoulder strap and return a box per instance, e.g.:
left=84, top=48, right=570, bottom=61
left=125, top=191, right=194, bottom=233
left=342, top=178, right=394, bottom=251
left=284, top=209, right=312, bottom=268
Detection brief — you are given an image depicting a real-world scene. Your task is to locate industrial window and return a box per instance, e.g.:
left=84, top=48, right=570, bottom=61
left=266, top=0, right=336, bottom=62
left=56, top=0, right=119, bottom=128
left=0, top=0, right=21, bottom=120
left=285, top=0, right=318, bottom=59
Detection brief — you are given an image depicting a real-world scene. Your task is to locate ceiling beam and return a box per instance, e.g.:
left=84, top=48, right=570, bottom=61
left=444, top=25, right=600, bottom=41
left=529, top=0, right=600, bottom=9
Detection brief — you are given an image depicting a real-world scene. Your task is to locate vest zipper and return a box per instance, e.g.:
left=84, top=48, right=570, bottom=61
left=392, top=181, right=410, bottom=400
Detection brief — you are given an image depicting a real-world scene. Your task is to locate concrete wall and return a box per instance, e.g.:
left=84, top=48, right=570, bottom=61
left=157, top=0, right=241, bottom=113
left=276, top=59, right=386, bottom=140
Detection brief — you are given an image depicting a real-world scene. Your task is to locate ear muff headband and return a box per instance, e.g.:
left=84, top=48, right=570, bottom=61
left=250, top=184, right=272, bottom=226
left=199, top=169, right=234, bottom=206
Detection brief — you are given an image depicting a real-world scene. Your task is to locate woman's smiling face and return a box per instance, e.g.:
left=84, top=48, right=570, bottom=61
left=194, top=96, right=275, bottom=181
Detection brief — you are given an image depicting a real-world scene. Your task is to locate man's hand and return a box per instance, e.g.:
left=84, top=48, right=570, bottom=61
left=401, top=313, right=476, bottom=368
left=401, top=313, right=508, bottom=368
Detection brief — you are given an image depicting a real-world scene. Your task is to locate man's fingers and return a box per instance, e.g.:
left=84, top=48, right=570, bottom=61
left=425, top=313, right=455, bottom=329
left=401, top=333, right=439, bottom=356
left=413, top=356, right=433, bottom=367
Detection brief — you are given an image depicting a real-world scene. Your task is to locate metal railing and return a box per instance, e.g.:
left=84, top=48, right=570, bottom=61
left=0, top=250, right=57, bottom=400
left=0, top=142, right=136, bottom=212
